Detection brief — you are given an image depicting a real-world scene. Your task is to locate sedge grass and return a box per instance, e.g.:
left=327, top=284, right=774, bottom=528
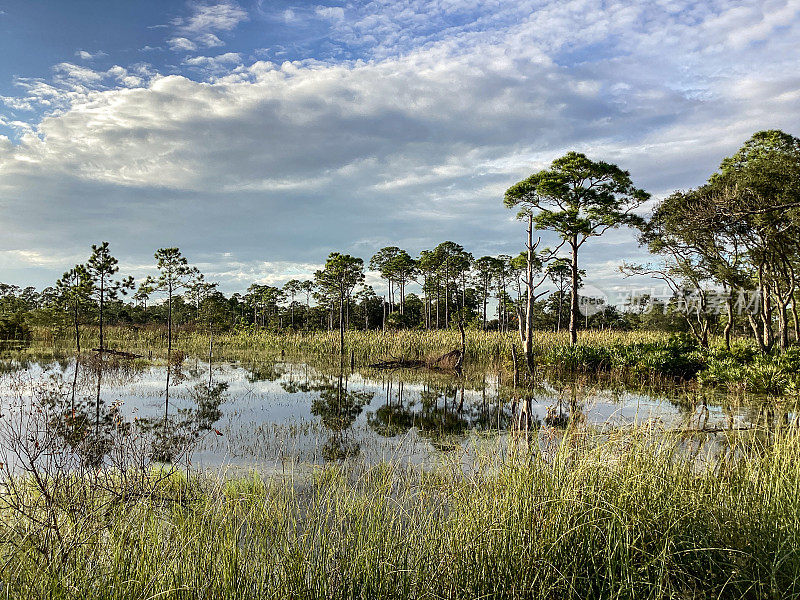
left=2, top=428, right=800, bottom=599
left=32, top=325, right=672, bottom=364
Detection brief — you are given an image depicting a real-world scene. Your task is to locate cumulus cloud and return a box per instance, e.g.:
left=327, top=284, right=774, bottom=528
left=315, top=6, right=345, bottom=21
left=185, top=52, right=242, bottom=66
left=184, top=52, right=243, bottom=75
left=1, top=0, right=799, bottom=291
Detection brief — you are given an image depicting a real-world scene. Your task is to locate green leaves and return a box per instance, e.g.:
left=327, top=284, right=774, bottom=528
left=85, top=241, right=134, bottom=301
left=315, top=252, right=365, bottom=297
left=151, top=247, right=198, bottom=292
left=503, top=151, right=649, bottom=244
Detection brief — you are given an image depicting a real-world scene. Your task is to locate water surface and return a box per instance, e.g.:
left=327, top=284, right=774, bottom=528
left=0, top=355, right=787, bottom=470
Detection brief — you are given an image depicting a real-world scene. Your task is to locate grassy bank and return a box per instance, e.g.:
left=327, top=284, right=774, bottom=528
left=3, top=430, right=800, bottom=599
left=24, top=326, right=800, bottom=396
left=31, top=324, right=672, bottom=363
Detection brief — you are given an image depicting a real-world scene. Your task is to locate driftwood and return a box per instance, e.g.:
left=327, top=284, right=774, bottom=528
left=367, top=351, right=460, bottom=371
left=91, top=348, right=143, bottom=359
left=665, top=426, right=761, bottom=434
left=369, top=322, right=466, bottom=373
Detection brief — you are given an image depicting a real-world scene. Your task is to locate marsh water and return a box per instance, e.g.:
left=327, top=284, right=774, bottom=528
left=1, top=351, right=792, bottom=471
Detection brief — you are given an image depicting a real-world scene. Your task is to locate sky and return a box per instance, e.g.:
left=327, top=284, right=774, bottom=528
left=0, top=0, right=799, bottom=302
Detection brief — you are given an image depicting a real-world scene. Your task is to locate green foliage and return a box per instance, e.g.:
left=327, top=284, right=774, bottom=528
left=384, top=310, right=420, bottom=330
left=0, top=312, right=31, bottom=341
left=545, top=334, right=705, bottom=380
left=547, top=344, right=611, bottom=371
left=744, top=362, right=791, bottom=396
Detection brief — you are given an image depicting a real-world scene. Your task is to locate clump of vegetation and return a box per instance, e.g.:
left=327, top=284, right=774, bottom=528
left=544, top=334, right=705, bottom=381
left=0, top=313, right=30, bottom=343
left=698, top=343, right=800, bottom=396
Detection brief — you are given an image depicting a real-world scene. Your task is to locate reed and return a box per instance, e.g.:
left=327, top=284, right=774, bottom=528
left=34, top=325, right=671, bottom=364
left=3, top=428, right=800, bottom=599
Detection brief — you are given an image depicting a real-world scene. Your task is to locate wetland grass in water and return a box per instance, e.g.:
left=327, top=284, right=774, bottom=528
left=2, top=345, right=800, bottom=598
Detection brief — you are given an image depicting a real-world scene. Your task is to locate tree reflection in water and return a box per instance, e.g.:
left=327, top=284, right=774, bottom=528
left=309, top=370, right=373, bottom=461
left=140, top=379, right=229, bottom=463
left=368, top=376, right=515, bottom=451
left=35, top=356, right=136, bottom=468
left=42, top=356, right=229, bottom=466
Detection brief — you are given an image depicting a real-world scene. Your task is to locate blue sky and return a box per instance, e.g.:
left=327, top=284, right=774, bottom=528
left=1, top=0, right=799, bottom=300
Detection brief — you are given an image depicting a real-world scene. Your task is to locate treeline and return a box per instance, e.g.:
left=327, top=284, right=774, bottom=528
left=2, top=129, right=799, bottom=355
left=0, top=243, right=658, bottom=345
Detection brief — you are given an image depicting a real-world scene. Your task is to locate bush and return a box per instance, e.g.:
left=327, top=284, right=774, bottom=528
left=745, top=361, right=791, bottom=396
left=546, top=345, right=611, bottom=371
left=0, top=314, right=31, bottom=341
left=698, top=357, right=743, bottom=387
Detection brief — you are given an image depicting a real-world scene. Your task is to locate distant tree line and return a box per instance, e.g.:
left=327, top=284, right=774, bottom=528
left=1, top=130, right=798, bottom=357
left=0, top=241, right=650, bottom=343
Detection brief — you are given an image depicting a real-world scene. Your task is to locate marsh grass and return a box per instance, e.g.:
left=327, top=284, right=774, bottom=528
left=32, top=325, right=671, bottom=365
left=3, top=429, right=800, bottom=599
left=19, top=325, right=800, bottom=405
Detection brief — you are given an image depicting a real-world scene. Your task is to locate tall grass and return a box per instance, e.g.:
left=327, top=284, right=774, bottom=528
left=3, top=429, right=800, bottom=598
left=33, top=325, right=671, bottom=364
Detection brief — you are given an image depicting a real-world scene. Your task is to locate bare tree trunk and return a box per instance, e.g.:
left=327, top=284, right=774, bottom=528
left=482, top=283, right=487, bottom=330
left=445, top=273, right=449, bottom=329
left=748, top=313, right=767, bottom=354
left=165, top=285, right=172, bottom=421
left=723, top=294, right=733, bottom=350
left=557, top=290, right=562, bottom=333
left=339, top=292, right=345, bottom=356
left=95, top=363, right=102, bottom=436
left=73, top=303, right=81, bottom=353
left=569, top=237, right=579, bottom=346
left=776, top=286, right=789, bottom=351
left=436, top=279, right=440, bottom=329
left=99, top=278, right=105, bottom=351
left=524, top=214, right=535, bottom=372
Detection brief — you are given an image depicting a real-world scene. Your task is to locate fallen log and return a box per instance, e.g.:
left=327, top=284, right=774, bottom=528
left=91, top=348, right=143, bottom=359
left=367, top=357, right=425, bottom=369
left=369, top=322, right=466, bottom=373
left=368, top=349, right=463, bottom=370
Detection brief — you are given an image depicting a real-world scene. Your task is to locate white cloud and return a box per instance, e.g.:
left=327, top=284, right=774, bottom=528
left=75, top=49, right=107, bottom=60
left=185, top=52, right=242, bottom=66
left=53, top=62, right=104, bottom=85
left=175, top=1, right=248, bottom=34
left=167, top=1, right=248, bottom=52
left=315, top=6, right=345, bottom=21
left=168, top=37, right=198, bottom=51
left=0, top=249, right=83, bottom=268
left=0, top=0, right=799, bottom=290
left=196, top=33, right=224, bottom=47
